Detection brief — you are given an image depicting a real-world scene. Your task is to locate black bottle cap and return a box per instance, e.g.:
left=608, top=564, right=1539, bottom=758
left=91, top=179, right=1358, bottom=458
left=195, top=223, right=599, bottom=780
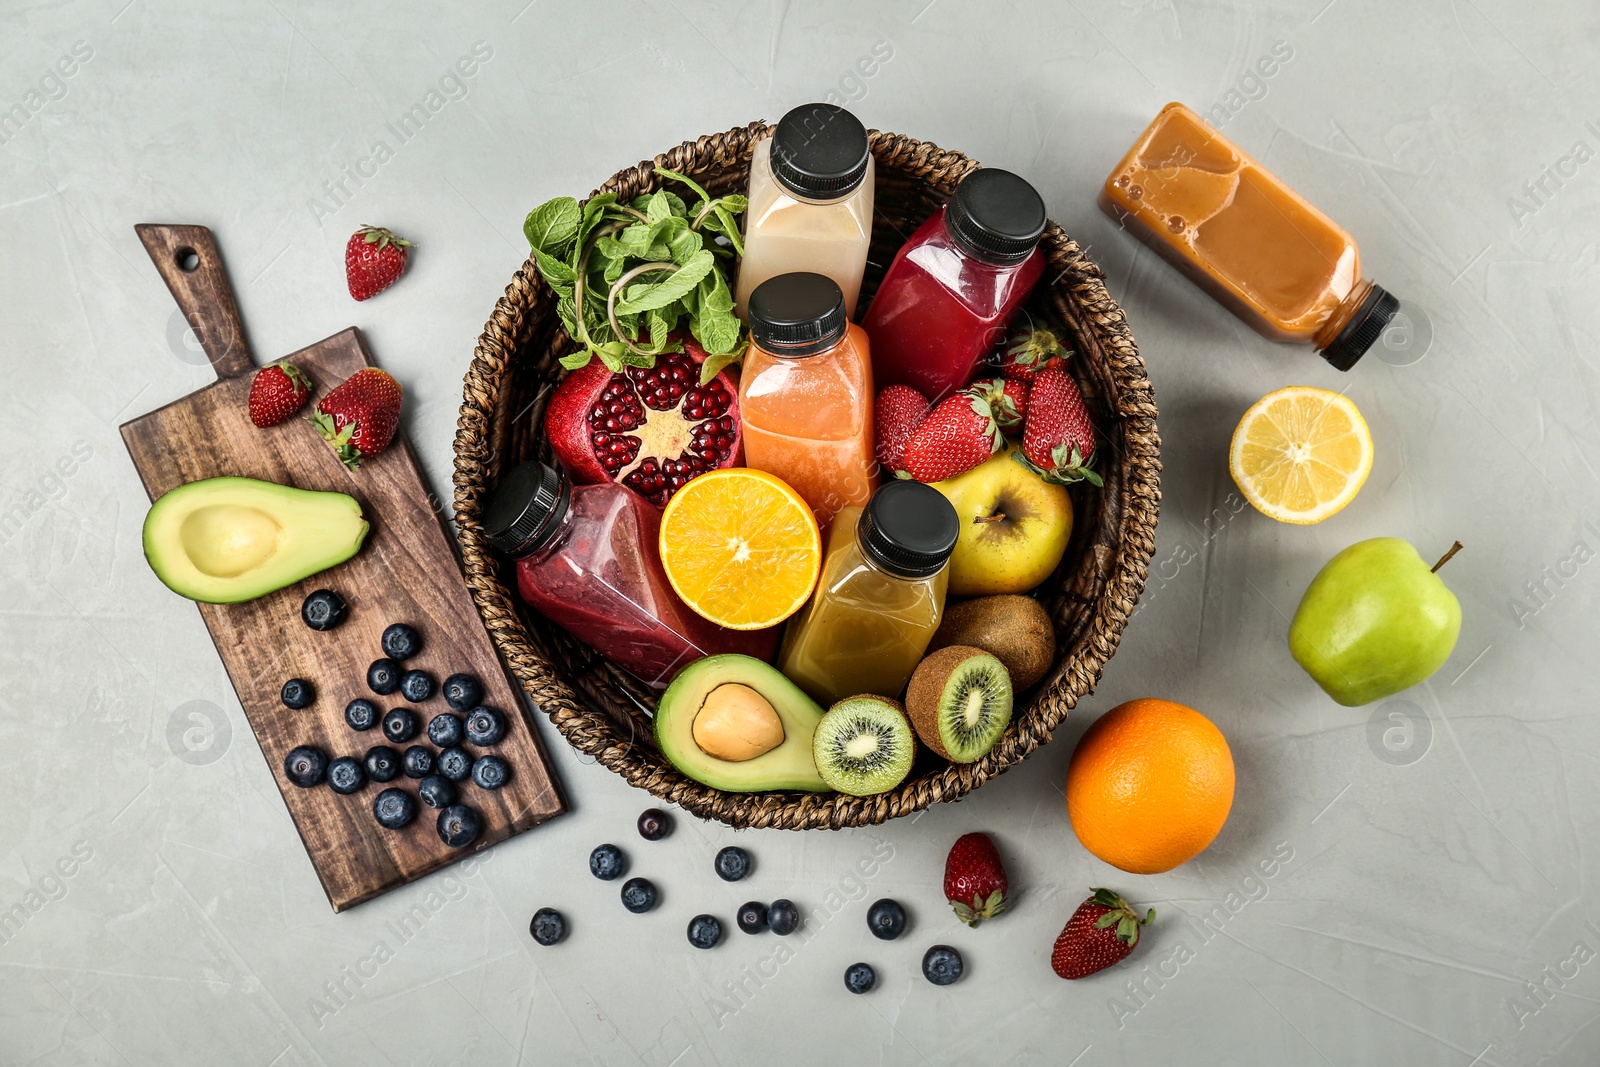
left=770, top=103, right=871, bottom=200
left=481, top=461, right=569, bottom=558
left=748, top=273, right=849, bottom=357
left=857, top=481, right=960, bottom=579
left=944, top=168, right=1047, bottom=264
left=1319, top=284, right=1401, bottom=371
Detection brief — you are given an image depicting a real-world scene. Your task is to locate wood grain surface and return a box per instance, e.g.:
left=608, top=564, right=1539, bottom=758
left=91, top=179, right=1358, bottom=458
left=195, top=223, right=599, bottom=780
left=121, top=224, right=565, bottom=911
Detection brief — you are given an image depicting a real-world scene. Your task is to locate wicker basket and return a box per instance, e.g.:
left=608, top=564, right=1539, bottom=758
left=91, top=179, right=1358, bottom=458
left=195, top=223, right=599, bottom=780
left=453, top=120, right=1161, bottom=830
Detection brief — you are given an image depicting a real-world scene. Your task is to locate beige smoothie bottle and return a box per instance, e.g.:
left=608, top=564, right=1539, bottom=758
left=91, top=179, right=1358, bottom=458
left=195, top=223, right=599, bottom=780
left=735, top=103, right=875, bottom=319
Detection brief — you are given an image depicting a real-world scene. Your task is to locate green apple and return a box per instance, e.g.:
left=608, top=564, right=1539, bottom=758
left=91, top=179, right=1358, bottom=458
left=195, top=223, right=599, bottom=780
left=931, top=446, right=1074, bottom=596
left=1288, top=537, right=1462, bottom=707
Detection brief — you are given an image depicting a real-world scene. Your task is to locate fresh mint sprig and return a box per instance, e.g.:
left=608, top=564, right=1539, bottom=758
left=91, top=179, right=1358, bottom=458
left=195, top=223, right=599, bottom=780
left=523, top=167, right=748, bottom=382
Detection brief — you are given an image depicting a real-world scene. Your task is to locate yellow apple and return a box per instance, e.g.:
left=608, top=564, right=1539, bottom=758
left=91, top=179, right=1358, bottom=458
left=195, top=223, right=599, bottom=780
left=932, top=446, right=1074, bottom=595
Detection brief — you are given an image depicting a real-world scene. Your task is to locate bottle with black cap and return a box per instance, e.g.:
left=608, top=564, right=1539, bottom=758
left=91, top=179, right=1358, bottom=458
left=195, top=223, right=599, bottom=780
left=735, top=102, right=875, bottom=318
left=863, top=168, right=1049, bottom=402
left=738, top=272, right=879, bottom=533
left=480, top=461, right=777, bottom=688
left=1100, top=102, right=1401, bottom=370
left=778, top=480, right=961, bottom=707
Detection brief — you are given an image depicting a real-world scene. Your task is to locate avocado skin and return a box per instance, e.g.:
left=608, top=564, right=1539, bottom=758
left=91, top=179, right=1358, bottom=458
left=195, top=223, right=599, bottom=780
left=143, top=476, right=369, bottom=604
left=654, top=654, right=830, bottom=792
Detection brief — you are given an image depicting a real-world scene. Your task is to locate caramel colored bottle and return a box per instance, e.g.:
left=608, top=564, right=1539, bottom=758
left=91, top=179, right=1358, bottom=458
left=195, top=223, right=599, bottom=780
left=1101, top=102, right=1399, bottom=370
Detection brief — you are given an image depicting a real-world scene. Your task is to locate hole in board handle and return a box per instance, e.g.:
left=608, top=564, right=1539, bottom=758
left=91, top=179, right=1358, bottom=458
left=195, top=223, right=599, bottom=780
left=176, top=247, right=200, bottom=273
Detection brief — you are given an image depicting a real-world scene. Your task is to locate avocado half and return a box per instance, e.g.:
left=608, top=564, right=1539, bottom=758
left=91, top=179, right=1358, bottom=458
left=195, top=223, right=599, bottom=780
left=654, top=654, right=830, bottom=792
left=142, top=476, right=369, bottom=603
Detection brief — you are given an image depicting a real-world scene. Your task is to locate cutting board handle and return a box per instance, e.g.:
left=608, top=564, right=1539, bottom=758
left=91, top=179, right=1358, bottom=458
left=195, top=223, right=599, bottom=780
left=135, top=223, right=255, bottom=380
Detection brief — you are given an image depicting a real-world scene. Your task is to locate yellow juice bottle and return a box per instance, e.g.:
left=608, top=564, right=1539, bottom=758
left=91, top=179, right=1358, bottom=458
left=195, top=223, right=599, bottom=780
left=778, top=481, right=960, bottom=707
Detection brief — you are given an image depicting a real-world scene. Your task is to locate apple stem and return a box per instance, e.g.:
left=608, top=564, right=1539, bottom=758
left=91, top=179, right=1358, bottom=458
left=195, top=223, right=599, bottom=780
left=973, top=514, right=1007, bottom=525
left=1431, top=541, right=1464, bottom=573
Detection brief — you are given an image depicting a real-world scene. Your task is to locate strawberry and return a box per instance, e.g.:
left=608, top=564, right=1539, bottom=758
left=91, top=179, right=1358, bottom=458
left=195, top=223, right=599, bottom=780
left=944, top=832, right=1008, bottom=926
left=1016, top=365, right=1102, bottom=486
left=899, top=388, right=1004, bottom=483
left=309, top=368, right=402, bottom=470
left=998, top=323, right=1070, bottom=383
left=1051, top=888, right=1155, bottom=979
left=247, top=360, right=311, bottom=428
left=973, top=377, right=1028, bottom=434
left=875, top=385, right=931, bottom=475
left=345, top=225, right=412, bottom=301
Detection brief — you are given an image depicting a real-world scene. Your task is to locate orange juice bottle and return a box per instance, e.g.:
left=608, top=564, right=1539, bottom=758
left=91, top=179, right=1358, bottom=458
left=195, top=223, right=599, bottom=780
left=1101, top=102, right=1400, bottom=370
left=778, top=481, right=960, bottom=706
left=738, top=272, right=877, bottom=531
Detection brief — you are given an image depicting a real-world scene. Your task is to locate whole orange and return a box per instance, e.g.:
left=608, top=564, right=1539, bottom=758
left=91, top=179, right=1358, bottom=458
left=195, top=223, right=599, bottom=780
left=1066, top=698, right=1235, bottom=874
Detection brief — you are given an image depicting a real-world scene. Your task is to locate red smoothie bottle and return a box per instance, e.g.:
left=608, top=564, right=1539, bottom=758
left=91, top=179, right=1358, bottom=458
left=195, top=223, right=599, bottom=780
left=863, top=169, right=1048, bottom=402
left=482, top=462, right=777, bottom=688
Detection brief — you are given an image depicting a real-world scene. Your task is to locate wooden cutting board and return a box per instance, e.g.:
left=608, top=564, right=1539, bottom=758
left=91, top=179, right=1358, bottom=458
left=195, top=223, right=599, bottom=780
left=121, top=224, right=565, bottom=911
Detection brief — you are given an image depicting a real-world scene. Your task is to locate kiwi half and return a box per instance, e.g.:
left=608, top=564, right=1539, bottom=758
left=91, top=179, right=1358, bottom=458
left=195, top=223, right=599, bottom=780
left=906, top=646, right=1013, bottom=763
left=812, top=695, right=916, bottom=796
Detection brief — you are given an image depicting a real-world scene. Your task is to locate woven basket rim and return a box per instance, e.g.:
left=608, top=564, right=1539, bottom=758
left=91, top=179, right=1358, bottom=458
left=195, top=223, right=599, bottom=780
left=452, top=120, right=1161, bottom=830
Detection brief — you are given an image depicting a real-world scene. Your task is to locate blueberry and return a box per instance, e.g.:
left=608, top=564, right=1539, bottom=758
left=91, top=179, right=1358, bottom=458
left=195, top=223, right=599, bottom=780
left=620, top=877, right=657, bottom=914
left=637, top=808, right=673, bottom=841
left=367, top=658, right=400, bottom=695
left=464, top=706, right=506, bottom=746
left=381, top=623, right=422, bottom=661
left=301, top=589, right=347, bottom=631
left=529, top=907, right=566, bottom=946
left=442, top=673, right=483, bottom=712
left=403, top=745, right=434, bottom=778
left=867, top=898, right=907, bottom=941
left=687, top=914, right=722, bottom=950
left=589, top=844, right=627, bottom=881
left=280, top=678, right=314, bottom=710
left=373, top=787, right=416, bottom=830
left=427, top=712, right=464, bottom=747
left=382, top=707, right=418, bottom=744
left=399, top=669, right=434, bottom=704
left=364, top=745, right=401, bottom=783
left=437, top=747, right=472, bottom=782
left=471, top=755, right=510, bottom=790
left=436, top=804, right=481, bottom=848
left=345, top=698, right=379, bottom=732
left=767, top=899, right=799, bottom=936
left=737, top=901, right=768, bottom=934
left=843, top=962, right=876, bottom=995
left=283, top=745, right=327, bottom=787
left=327, top=756, right=366, bottom=794
left=417, top=775, right=456, bottom=809
left=714, top=846, right=750, bottom=882
left=921, top=945, right=964, bottom=986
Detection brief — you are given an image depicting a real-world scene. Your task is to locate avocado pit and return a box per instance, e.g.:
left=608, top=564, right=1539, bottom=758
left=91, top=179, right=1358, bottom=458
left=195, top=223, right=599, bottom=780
left=692, top=683, right=785, bottom=761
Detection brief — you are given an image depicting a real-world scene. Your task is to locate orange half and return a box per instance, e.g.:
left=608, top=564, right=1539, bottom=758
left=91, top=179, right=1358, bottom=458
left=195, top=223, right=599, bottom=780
left=659, top=468, right=821, bottom=630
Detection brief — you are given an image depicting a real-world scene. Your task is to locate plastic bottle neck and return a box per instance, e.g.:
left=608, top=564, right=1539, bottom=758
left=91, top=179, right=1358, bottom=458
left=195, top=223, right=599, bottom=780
left=1313, top=279, right=1374, bottom=350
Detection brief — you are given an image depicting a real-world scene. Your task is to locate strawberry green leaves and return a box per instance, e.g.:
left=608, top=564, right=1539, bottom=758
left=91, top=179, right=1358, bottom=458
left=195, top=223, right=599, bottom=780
left=524, top=170, right=748, bottom=377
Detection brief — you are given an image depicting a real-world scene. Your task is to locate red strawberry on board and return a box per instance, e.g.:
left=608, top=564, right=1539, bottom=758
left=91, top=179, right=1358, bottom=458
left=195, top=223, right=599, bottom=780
left=248, top=360, right=311, bottom=428
left=973, top=377, right=1029, bottom=434
left=345, top=225, right=412, bottom=301
left=875, top=384, right=931, bottom=475
left=309, top=368, right=403, bottom=470
left=1016, top=365, right=1102, bottom=486
left=1051, top=888, right=1155, bottom=980
left=944, top=831, right=1008, bottom=926
left=998, top=323, right=1070, bottom=383
left=899, top=388, right=1004, bottom=483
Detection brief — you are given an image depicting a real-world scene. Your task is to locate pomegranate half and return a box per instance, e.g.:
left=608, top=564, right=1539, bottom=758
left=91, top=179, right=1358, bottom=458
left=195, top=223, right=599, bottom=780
left=546, top=339, right=743, bottom=507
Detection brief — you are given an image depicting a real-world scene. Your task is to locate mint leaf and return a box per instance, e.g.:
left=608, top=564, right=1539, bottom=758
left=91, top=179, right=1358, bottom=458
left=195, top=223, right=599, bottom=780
left=654, top=166, right=711, bottom=205
left=713, top=194, right=748, bottom=214
left=530, top=246, right=576, bottom=287
left=524, top=197, right=581, bottom=253
left=558, top=349, right=593, bottom=370
left=696, top=343, right=744, bottom=384
left=615, top=250, right=714, bottom=315
left=693, top=306, right=742, bottom=356
left=645, top=190, right=674, bottom=225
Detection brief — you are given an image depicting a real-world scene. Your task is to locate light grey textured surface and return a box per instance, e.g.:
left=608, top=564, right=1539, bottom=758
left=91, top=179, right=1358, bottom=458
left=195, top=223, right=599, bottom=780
left=4, top=1, right=1599, bottom=1064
